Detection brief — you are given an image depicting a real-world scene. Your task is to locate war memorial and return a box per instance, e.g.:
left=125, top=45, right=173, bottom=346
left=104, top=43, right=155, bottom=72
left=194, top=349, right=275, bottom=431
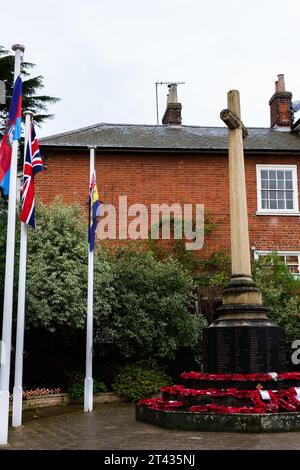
left=136, top=90, right=300, bottom=432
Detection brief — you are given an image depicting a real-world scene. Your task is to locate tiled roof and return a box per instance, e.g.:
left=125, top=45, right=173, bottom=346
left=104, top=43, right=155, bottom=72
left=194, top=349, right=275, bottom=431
left=39, top=123, right=300, bottom=152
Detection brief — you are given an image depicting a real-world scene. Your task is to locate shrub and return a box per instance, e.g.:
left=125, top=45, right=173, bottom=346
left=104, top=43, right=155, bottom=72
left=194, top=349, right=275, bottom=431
left=112, top=361, right=171, bottom=401
left=68, top=376, right=108, bottom=400
left=94, top=247, right=206, bottom=361
left=24, top=200, right=203, bottom=364
left=200, top=250, right=231, bottom=273
left=209, top=272, right=230, bottom=287
left=25, top=199, right=114, bottom=330
left=253, top=252, right=300, bottom=343
left=195, top=250, right=231, bottom=288
left=68, top=383, right=84, bottom=401
left=94, top=378, right=109, bottom=393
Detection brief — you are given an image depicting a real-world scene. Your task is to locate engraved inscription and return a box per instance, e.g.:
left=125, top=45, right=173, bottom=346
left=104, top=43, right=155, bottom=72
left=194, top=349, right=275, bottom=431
left=203, top=326, right=286, bottom=373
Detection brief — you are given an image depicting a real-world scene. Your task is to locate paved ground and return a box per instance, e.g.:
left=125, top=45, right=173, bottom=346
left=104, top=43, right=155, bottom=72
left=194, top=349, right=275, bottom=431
left=2, top=403, right=300, bottom=450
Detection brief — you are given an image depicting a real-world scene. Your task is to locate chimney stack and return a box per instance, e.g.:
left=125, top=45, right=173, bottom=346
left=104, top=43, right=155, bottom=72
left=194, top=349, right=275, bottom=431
left=269, top=74, right=293, bottom=129
left=162, top=84, right=182, bottom=126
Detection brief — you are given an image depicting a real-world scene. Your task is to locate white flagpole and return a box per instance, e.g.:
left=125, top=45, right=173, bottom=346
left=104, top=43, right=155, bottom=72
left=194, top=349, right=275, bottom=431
left=84, top=146, right=95, bottom=412
left=12, top=111, right=32, bottom=427
left=0, top=43, right=25, bottom=446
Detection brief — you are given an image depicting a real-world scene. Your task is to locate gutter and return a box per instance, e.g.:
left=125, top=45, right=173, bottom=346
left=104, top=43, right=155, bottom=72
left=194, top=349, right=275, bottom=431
left=39, top=144, right=300, bottom=156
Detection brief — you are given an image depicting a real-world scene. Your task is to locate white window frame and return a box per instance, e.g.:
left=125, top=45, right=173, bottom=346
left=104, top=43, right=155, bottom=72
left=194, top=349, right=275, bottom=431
left=254, top=250, right=300, bottom=277
left=256, top=164, right=299, bottom=215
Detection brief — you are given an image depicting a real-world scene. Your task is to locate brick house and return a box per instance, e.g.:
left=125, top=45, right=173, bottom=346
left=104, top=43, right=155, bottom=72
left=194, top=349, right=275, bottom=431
left=38, top=75, right=300, bottom=275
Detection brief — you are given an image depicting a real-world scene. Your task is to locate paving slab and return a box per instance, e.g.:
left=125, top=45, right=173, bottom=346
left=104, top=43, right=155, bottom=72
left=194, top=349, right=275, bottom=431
left=1, top=403, right=300, bottom=450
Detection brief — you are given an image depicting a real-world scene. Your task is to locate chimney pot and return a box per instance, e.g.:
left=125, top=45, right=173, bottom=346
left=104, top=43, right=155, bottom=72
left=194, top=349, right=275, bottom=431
left=277, top=74, right=286, bottom=92
left=162, top=83, right=182, bottom=126
left=167, top=84, right=178, bottom=105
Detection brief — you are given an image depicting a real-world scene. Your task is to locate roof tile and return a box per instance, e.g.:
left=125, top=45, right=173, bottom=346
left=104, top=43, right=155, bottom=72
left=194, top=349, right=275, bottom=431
left=39, top=123, right=300, bottom=152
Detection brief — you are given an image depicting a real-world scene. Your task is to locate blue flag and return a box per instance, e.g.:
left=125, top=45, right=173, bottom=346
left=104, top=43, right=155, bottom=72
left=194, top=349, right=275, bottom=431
left=88, top=171, right=100, bottom=252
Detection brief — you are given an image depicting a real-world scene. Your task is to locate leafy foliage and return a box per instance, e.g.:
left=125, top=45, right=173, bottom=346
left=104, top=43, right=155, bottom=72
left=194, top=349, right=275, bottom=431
left=0, top=199, right=21, bottom=324
left=147, top=212, right=218, bottom=273
left=68, top=379, right=108, bottom=401
left=67, top=383, right=84, bottom=401
left=112, top=361, right=171, bottom=401
left=25, top=199, right=114, bottom=331
left=201, top=250, right=231, bottom=275
left=194, top=250, right=231, bottom=287
left=0, top=199, right=206, bottom=384
left=93, top=378, right=109, bottom=393
left=0, top=45, right=59, bottom=133
left=22, top=200, right=204, bottom=369
left=209, top=271, right=230, bottom=287
left=253, top=252, right=300, bottom=342
left=94, top=246, right=206, bottom=361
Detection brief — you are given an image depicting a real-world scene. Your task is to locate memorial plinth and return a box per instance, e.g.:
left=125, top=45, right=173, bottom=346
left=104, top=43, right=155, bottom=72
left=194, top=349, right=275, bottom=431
left=136, top=407, right=300, bottom=433
left=136, top=370, right=300, bottom=432
left=203, top=322, right=286, bottom=374
left=203, top=277, right=286, bottom=374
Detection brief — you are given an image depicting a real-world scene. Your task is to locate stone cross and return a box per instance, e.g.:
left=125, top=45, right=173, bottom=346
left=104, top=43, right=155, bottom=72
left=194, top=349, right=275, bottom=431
left=219, top=90, right=263, bottom=316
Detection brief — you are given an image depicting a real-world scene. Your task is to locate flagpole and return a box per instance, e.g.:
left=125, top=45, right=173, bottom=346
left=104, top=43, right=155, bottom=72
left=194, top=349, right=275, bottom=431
left=12, top=111, right=32, bottom=427
left=0, top=43, right=25, bottom=446
left=84, top=146, right=95, bottom=412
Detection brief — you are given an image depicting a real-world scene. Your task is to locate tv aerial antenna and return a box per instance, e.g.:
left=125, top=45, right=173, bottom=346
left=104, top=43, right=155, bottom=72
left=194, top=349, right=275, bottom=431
left=155, top=81, right=185, bottom=125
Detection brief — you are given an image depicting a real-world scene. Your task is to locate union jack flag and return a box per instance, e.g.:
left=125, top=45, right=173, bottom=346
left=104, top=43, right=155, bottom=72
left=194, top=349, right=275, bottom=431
left=20, top=123, right=43, bottom=228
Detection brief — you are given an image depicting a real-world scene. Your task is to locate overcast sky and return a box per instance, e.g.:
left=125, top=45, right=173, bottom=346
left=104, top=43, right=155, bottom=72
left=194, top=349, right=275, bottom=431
left=2, top=0, right=300, bottom=137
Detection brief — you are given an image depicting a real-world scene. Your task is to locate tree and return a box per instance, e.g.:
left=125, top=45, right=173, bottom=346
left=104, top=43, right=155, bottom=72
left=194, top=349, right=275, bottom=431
left=94, top=246, right=206, bottom=361
left=21, top=199, right=205, bottom=358
left=0, top=45, right=59, bottom=134
left=253, top=252, right=300, bottom=343
left=25, top=199, right=113, bottom=331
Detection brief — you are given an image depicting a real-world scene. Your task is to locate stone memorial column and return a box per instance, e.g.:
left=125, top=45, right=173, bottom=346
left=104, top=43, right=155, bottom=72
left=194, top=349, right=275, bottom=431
left=202, top=90, right=286, bottom=374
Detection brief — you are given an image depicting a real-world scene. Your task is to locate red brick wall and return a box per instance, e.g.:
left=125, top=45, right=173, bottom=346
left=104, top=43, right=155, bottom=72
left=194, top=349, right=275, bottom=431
left=36, top=149, right=300, bottom=259
left=269, top=92, right=293, bottom=128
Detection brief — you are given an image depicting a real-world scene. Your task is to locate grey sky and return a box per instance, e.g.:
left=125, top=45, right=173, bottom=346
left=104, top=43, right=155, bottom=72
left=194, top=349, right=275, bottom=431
left=2, top=0, right=300, bottom=137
